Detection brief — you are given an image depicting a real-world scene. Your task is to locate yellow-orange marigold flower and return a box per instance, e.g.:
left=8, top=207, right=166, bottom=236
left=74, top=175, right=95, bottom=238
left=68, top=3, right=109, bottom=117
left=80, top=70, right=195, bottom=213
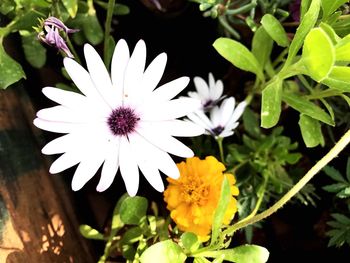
left=163, top=156, right=239, bottom=239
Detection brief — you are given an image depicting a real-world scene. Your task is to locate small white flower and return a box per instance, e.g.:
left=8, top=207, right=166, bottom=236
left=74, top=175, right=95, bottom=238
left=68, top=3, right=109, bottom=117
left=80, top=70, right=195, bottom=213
left=188, top=72, right=224, bottom=110
left=188, top=97, right=246, bottom=138
left=34, top=39, right=204, bottom=196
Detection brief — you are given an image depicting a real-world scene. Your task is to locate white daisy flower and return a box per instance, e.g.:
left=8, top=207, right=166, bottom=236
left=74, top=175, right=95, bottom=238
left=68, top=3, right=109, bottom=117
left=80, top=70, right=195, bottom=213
left=188, top=72, right=224, bottom=110
left=188, top=97, right=246, bottom=138
left=34, top=39, right=204, bottom=196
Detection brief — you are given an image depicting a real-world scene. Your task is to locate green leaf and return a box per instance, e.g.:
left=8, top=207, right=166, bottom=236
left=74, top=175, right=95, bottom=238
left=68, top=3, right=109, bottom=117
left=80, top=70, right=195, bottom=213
left=285, top=0, right=321, bottom=66
left=120, top=226, right=143, bottom=244
left=213, top=37, right=264, bottom=81
left=243, top=107, right=261, bottom=139
left=0, top=0, right=15, bottom=15
left=323, top=165, right=346, bottom=182
left=322, top=183, right=346, bottom=193
left=62, top=0, right=78, bottom=18
left=320, top=22, right=341, bottom=44
left=0, top=44, right=26, bottom=89
left=180, top=232, right=200, bottom=252
left=282, top=92, right=334, bottom=126
left=298, top=114, right=324, bottom=147
left=322, top=71, right=350, bottom=92
left=21, top=31, right=46, bottom=68
left=120, top=196, right=148, bottom=225
left=335, top=35, right=350, bottom=61
left=301, top=0, right=312, bottom=18
left=261, top=14, right=289, bottom=47
left=321, top=0, right=348, bottom=18
left=302, top=27, right=335, bottom=81
left=252, top=27, right=273, bottom=69
left=83, top=13, right=103, bottom=45
left=79, top=224, right=104, bottom=240
left=111, top=194, right=128, bottom=231
left=105, top=36, right=115, bottom=69
left=140, top=240, right=187, bottom=263
left=332, top=213, right=350, bottom=224
left=210, top=176, right=231, bottom=245
left=198, top=245, right=269, bottom=263
left=95, top=1, right=130, bottom=15
left=10, top=10, right=45, bottom=31
left=261, top=79, right=282, bottom=128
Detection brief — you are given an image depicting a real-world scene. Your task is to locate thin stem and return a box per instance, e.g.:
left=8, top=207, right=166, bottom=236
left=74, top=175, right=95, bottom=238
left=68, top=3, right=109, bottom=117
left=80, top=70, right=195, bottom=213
left=65, top=36, right=81, bottom=63
left=224, top=128, right=350, bottom=236
left=218, top=15, right=241, bottom=39
left=225, top=2, right=257, bottom=15
left=216, top=137, right=225, bottom=164
left=104, top=0, right=115, bottom=64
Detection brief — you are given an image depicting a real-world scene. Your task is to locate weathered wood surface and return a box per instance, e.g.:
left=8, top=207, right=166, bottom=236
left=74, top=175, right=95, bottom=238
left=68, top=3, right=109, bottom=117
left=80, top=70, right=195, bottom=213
left=0, top=86, right=95, bottom=263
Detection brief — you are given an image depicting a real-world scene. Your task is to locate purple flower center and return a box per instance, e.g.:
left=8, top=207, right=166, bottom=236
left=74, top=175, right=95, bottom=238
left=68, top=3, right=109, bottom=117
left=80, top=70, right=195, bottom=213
left=107, top=107, right=139, bottom=136
left=211, top=126, right=224, bottom=136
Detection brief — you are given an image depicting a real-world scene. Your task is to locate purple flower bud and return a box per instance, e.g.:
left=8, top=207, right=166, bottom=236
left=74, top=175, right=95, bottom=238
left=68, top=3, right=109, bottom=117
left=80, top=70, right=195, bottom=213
left=44, top=16, right=79, bottom=34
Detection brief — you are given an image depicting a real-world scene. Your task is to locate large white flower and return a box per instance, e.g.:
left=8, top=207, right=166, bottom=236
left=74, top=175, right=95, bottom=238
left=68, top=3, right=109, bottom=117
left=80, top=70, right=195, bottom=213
left=188, top=72, right=224, bottom=110
left=34, top=39, right=204, bottom=196
left=188, top=97, right=246, bottom=138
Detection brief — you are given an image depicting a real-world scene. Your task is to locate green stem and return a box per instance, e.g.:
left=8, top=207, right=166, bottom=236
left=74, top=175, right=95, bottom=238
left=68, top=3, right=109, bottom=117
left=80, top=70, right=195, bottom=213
left=104, top=0, right=115, bottom=64
left=225, top=1, right=257, bottom=15
left=65, top=36, right=81, bottom=63
left=216, top=137, right=225, bottom=164
left=218, top=15, right=241, bottom=39
left=224, top=128, right=350, bottom=236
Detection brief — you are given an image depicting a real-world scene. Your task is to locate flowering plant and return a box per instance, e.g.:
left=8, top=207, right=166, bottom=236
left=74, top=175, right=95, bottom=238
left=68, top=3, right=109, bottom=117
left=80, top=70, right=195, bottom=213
left=1, top=0, right=350, bottom=262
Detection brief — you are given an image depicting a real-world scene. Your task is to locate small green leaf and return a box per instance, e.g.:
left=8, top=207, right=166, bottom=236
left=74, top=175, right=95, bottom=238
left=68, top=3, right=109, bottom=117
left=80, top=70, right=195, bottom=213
left=323, top=165, right=346, bottom=182
left=120, top=196, right=148, bottom=225
left=301, top=0, right=312, bottom=18
left=323, top=183, right=346, bottom=193
left=322, top=74, right=350, bottom=93
left=211, top=176, right=231, bottom=245
left=320, top=22, right=341, bottom=44
left=120, top=226, right=143, bottom=244
left=79, top=225, right=104, bottom=240
left=243, top=107, right=261, bottom=139
left=261, top=14, right=289, bottom=47
left=335, top=35, right=350, bottom=61
left=0, top=0, right=14, bottom=15
left=285, top=0, right=321, bottom=66
left=298, top=114, right=324, bottom=147
left=140, top=240, right=187, bottom=263
left=302, top=27, right=335, bottom=81
left=10, top=10, right=45, bottom=31
left=282, top=92, right=334, bottom=126
left=0, top=44, right=26, bottom=89
left=83, top=13, right=103, bottom=45
left=332, top=213, right=350, bottom=224
left=105, top=36, right=115, bottom=69
left=181, top=232, right=200, bottom=252
left=321, top=0, right=348, bottom=18
left=198, top=245, right=269, bottom=263
left=213, top=37, right=264, bottom=81
left=21, top=31, right=46, bottom=68
left=261, top=79, right=282, bottom=128
left=62, top=0, right=78, bottom=18
left=252, top=26, right=273, bottom=69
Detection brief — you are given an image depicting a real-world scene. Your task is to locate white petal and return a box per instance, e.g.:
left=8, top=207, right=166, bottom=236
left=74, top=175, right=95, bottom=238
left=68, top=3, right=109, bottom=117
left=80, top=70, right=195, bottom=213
left=111, top=39, right=130, bottom=107
left=63, top=58, right=110, bottom=115
left=34, top=118, right=80, bottom=133
left=129, top=133, right=164, bottom=192
left=141, top=98, right=201, bottom=121
left=97, top=137, right=121, bottom=192
left=194, top=76, right=209, bottom=99
left=142, top=53, right=167, bottom=94
left=37, top=106, right=86, bottom=123
left=208, top=72, right=215, bottom=89
left=141, top=120, right=204, bottom=137
left=210, top=106, right=221, bottom=127
left=227, top=101, right=247, bottom=125
left=225, top=121, right=239, bottom=131
left=42, top=134, right=78, bottom=154
left=151, top=77, right=189, bottom=101
left=219, top=131, right=234, bottom=138
left=137, top=125, right=194, bottom=158
left=211, top=80, right=223, bottom=101
left=123, top=40, right=146, bottom=104
left=49, top=151, right=81, bottom=174
left=71, top=152, right=105, bottom=191
left=84, top=44, right=115, bottom=108
left=187, top=91, right=200, bottom=99
left=187, top=111, right=213, bottom=131
left=119, top=137, right=139, bottom=196
left=42, top=87, right=88, bottom=109
left=219, top=97, right=236, bottom=125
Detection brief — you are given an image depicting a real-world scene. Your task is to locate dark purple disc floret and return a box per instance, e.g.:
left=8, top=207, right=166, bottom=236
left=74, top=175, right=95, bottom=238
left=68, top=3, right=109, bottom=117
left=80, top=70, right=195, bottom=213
left=107, top=107, right=139, bottom=136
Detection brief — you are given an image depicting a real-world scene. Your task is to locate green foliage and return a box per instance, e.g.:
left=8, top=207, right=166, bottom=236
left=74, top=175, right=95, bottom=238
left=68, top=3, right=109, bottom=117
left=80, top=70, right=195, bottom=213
left=20, top=31, right=46, bottom=68
left=323, top=158, right=350, bottom=198
left=140, top=240, right=187, bottom=263
left=261, top=14, right=289, bottom=47
left=326, top=212, right=350, bottom=247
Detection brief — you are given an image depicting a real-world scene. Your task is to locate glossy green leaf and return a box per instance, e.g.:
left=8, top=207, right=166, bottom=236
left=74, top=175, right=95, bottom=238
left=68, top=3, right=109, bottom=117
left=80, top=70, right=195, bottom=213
left=140, top=240, right=187, bottom=263
left=210, top=176, right=231, bottom=245
left=181, top=232, right=200, bottom=252
left=198, top=245, right=269, bottom=263
left=282, top=92, right=334, bottom=126
left=252, top=27, right=273, bottom=69
left=62, top=0, right=78, bottom=18
left=213, top=37, right=264, bottom=81
left=335, top=34, right=350, bottom=61
left=0, top=44, right=25, bottom=89
left=261, top=14, right=289, bottom=47
left=321, top=0, right=348, bottom=18
left=83, top=13, right=103, bottom=45
left=120, top=196, right=148, bottom=225
left=261, top=79, right=282, bottom=128
left=285, top=0, right=321, bottom=66
left=79, top=225, right=104, bottom=240
left=21, top=32, right=46, bottom=68
left=298, top=114, right=324, bottom=147
left=111, top=194, right=128, bottom=231
left=302, top=28, right=335, bottom=81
